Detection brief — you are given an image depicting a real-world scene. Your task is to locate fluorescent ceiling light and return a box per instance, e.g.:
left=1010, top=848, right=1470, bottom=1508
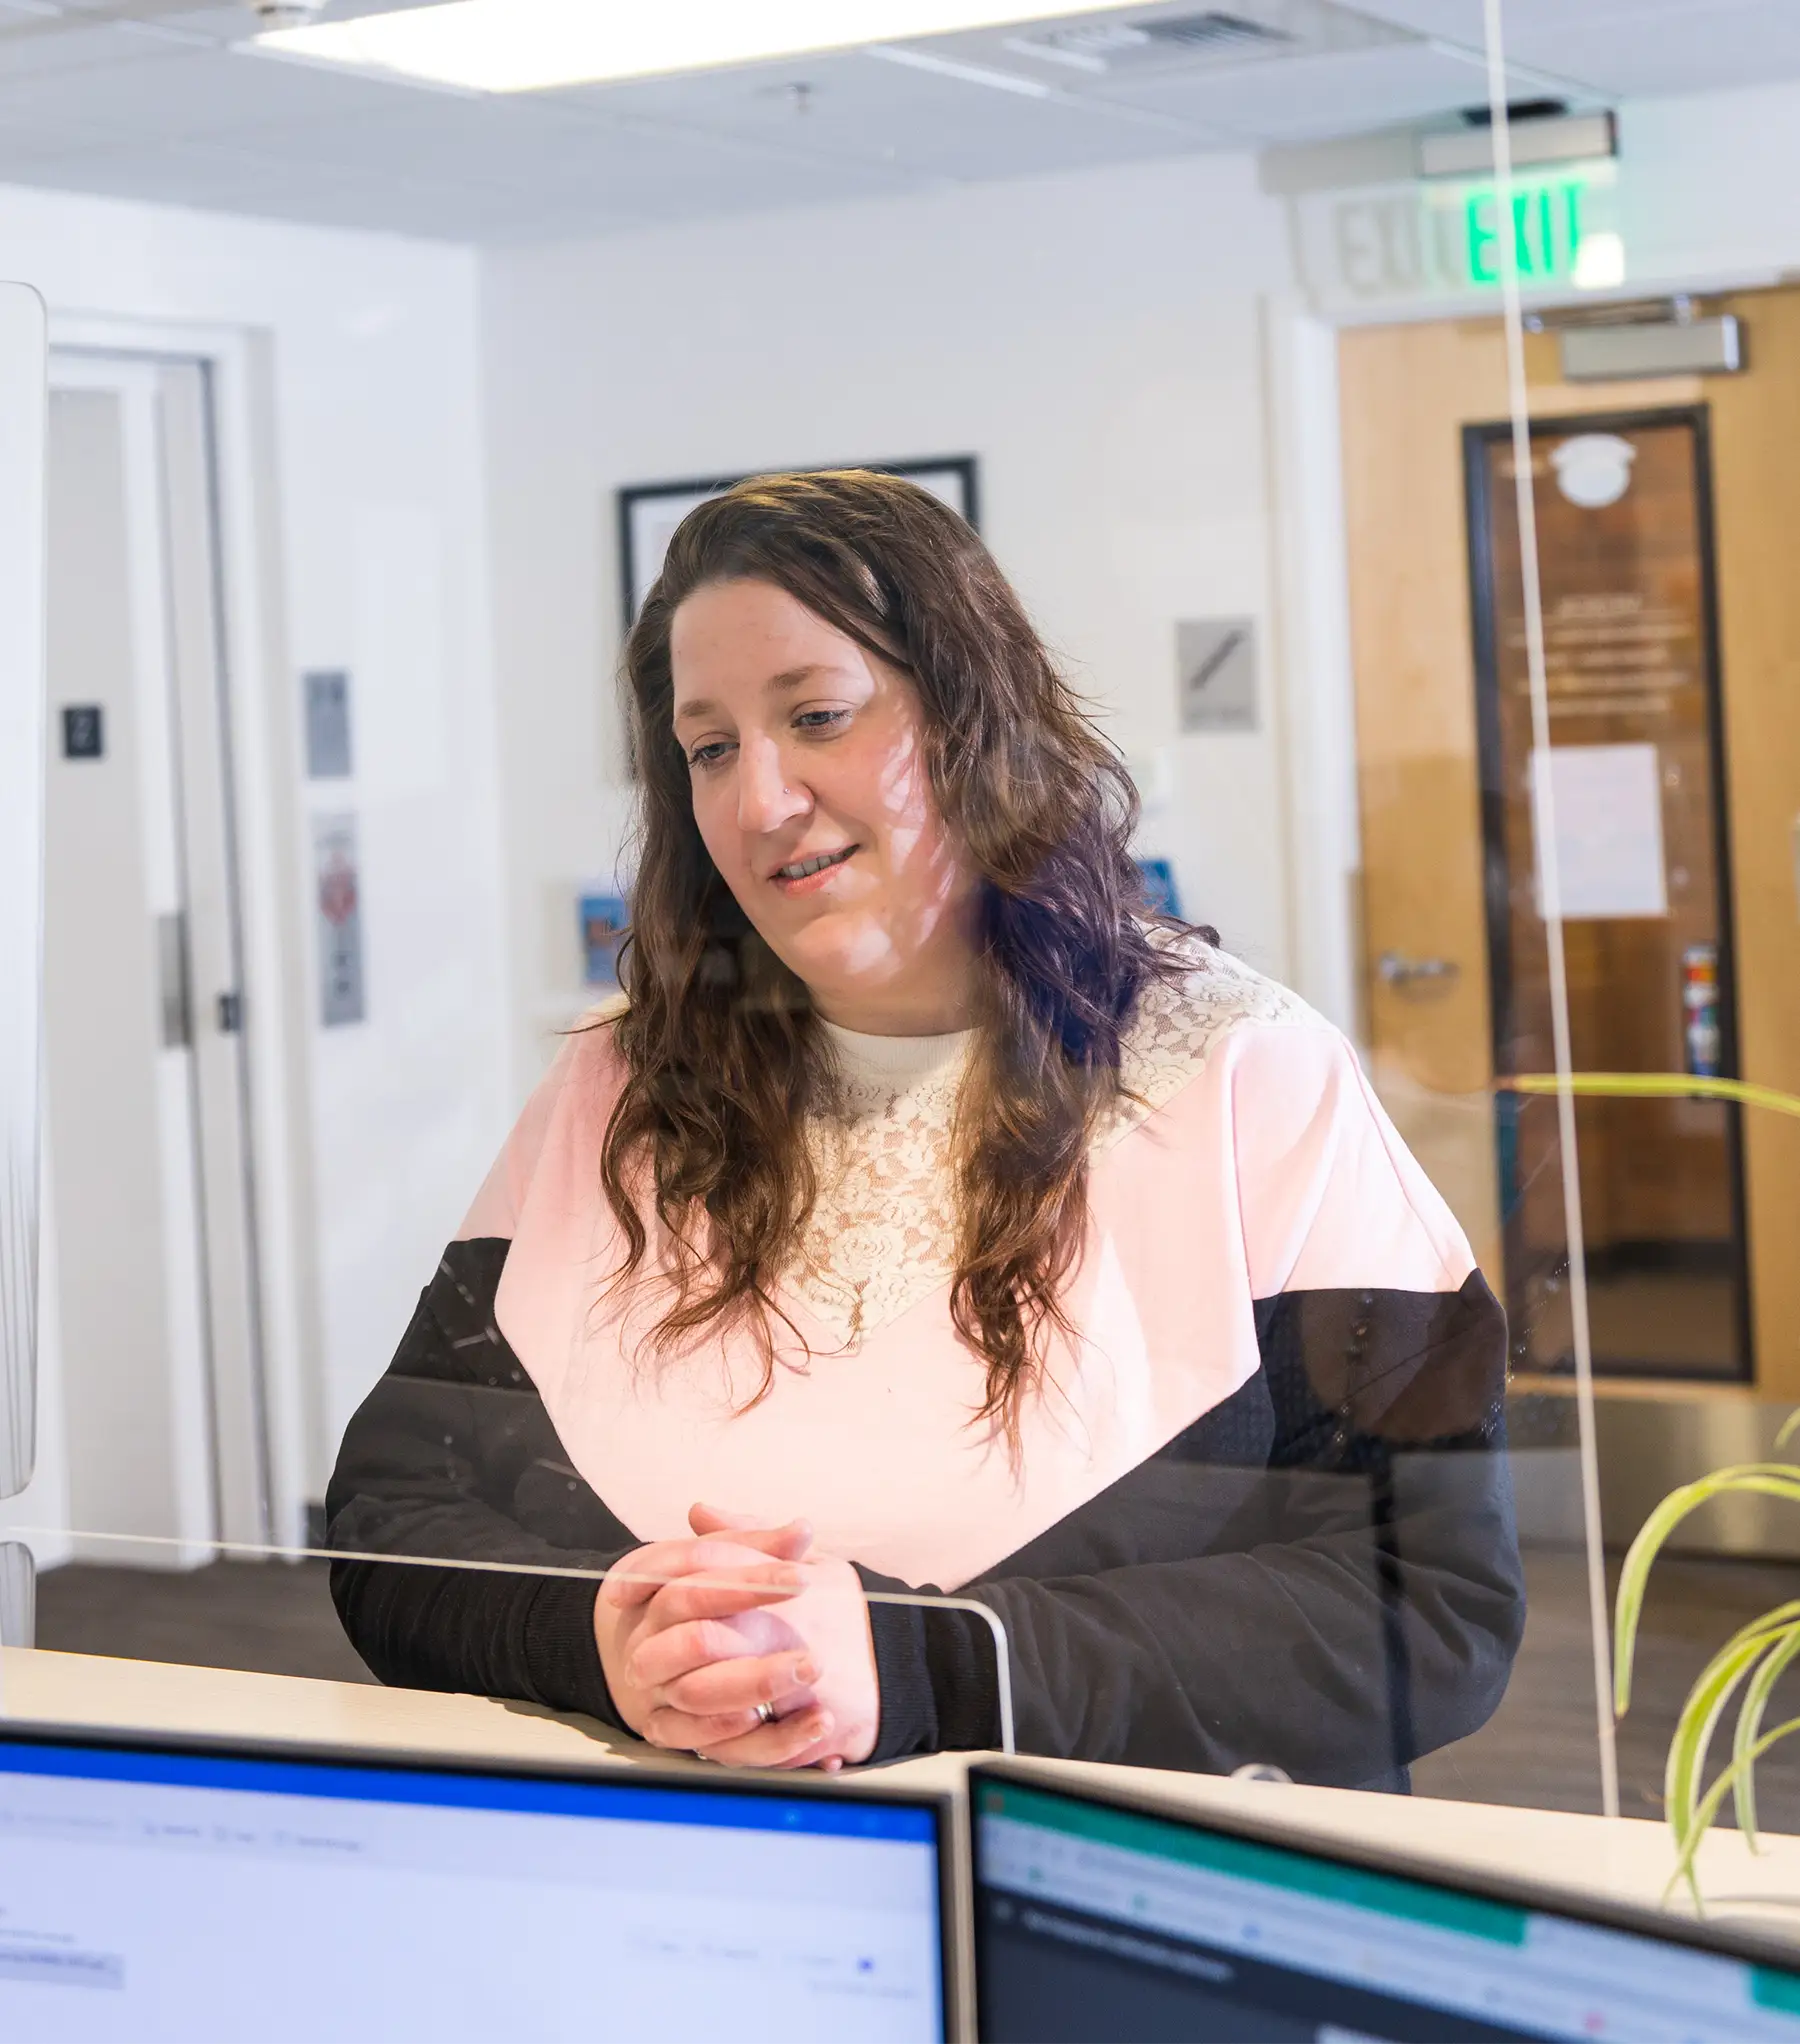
left=255, top=0, right=1155, bottom=94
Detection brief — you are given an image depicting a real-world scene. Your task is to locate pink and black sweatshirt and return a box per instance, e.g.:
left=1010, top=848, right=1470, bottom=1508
left=327, top=949, right=1523, bottom=1786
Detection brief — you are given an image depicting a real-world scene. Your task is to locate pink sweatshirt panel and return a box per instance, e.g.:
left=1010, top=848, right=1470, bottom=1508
left=467, top=1007, right=1479, bottom=1591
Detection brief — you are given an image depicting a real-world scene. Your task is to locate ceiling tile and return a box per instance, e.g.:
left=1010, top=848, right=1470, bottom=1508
left=581, top=46, right=1224, bottom=185
left=230, top=98, right=633, bottom=193
left=0, top=0, right=1791, bottom=244
left=258, top=108, right=913, bottom=216
left=1088, top=39, right=1515, bottom=138
left=1344, top=1, right=1489, bottom=41
left=0, top=16, right=187, bottom=78
left=1349, top=0, right=1800, bottom=99
left=1503, top=0, right=1800, bottom=98
left=0, top=42, right=467, bottom=136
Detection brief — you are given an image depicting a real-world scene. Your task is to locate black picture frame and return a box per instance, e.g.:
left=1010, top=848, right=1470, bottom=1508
left=615, top=455, right=980, bottom=634
left=1463, top=404, right=1751, bottom=1384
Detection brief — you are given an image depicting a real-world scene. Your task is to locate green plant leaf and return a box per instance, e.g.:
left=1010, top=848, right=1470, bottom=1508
left=1616, top=1471, right=1800, bottom=1716
left=1615, top=1408, right=1800, bottom=1911
left=1668, top=1712, right=1800, bottom=1910
left=1666, top=1632, right=1776, bottom=1865
left=1732, top=1620, right=1800, bottom=1849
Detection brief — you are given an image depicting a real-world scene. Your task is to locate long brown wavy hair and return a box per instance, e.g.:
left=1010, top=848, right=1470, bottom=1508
left=603, top=469, right=1199, bottom=1434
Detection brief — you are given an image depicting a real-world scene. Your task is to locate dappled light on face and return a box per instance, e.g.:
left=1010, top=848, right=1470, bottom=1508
left=871, top=720, right=970, bottom=951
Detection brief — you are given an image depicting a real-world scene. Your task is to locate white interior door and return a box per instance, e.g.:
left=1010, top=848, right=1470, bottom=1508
left=42, top=355, right=266, bottom=1567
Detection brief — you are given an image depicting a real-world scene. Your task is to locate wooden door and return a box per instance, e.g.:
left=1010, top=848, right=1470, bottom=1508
left=1708, top=289, right=1800, bottom=1401
left=1340, top=293, right=1800, bottom=1399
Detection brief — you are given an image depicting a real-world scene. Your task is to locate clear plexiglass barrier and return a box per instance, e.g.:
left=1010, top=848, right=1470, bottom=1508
left=7, top=0, right=1800, bottom=1928
left=0, top=1533, right=1014, bottom=1765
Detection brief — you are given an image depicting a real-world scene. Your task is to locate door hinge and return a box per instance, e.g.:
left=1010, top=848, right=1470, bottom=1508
left=216, top=990, right=244, bottom=1035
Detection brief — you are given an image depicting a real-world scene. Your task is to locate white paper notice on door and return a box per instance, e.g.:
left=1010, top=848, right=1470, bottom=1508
left=1530, top=743, right=1668, bottom=919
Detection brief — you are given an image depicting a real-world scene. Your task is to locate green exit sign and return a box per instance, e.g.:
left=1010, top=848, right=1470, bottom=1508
left=1300, top=160, right=1623, bottom=311
left=1464, top=171, right=1600, bottom=289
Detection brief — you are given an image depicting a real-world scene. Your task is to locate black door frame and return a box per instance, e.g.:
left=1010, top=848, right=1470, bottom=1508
left=1462, top=404, right=1752, bottom=1383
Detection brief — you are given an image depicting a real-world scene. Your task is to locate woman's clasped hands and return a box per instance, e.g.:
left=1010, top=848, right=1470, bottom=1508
left=592, top=1503, right=880, bottom=1770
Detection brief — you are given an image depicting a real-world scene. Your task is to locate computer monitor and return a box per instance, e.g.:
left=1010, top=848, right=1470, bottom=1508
left=970, top=1761, right=1800, bottom=2043
left=0, top=1726, right=951, bottom=2042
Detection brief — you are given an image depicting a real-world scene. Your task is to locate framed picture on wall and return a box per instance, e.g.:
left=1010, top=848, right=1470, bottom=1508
left=616, top=456, right=980, bottom=630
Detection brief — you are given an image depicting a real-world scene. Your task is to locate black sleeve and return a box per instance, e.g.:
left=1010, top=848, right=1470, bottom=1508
left=860, top=1273, right=1525, bottom=1789
left=325, top=1239, right=638, bottom=1725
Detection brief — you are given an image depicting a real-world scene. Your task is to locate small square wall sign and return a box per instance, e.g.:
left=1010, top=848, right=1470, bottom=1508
left=61, top=704, right=104, bottom=759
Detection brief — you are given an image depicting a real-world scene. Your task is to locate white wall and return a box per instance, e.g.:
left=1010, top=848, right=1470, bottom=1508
left=1617, top=80, right=1800, bottom=291
left=0, top=182, right=510, bottom=1519
left=481, top=150, right=1299, bottom=1098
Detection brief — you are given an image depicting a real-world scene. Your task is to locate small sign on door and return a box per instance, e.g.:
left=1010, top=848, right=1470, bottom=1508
left=313, top=813, right=365, bottom=1027
left=1176, top=619, right=1258, bottom=733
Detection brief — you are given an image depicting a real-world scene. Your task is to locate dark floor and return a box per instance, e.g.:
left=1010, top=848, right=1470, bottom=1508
left=1414, top=1547, right=1800, bottom=1826
left=34, top=1556, right=375, bottom=1687
left=30, top=1546, right=1800, bottom=1824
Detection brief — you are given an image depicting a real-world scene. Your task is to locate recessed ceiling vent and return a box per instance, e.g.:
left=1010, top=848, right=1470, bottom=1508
left=1141, top=11, right=1292, bottom=53
left=1006, top=11, right=1292, bottom=73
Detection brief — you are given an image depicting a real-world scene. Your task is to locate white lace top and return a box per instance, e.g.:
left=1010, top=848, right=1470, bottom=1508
left=795, top=1021, right=971, bottom=1349
left=790, top=949, right=1306, bottom=1350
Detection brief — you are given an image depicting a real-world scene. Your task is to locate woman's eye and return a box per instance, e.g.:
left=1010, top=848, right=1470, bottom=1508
left=794, top=708, right=850, bottom=736
left=686, top=740, right=734, bottom=771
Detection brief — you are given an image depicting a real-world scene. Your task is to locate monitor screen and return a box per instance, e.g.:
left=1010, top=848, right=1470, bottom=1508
left=971, top=1772, right=1800, bottom=2043
left=0, top=1732, right=946, bottom=2043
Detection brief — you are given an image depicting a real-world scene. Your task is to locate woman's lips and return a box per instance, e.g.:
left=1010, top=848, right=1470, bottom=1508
left=770, top=845, right=858, bottom=896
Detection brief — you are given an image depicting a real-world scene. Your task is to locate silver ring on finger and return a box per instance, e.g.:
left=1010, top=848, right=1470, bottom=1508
left=754, top=1701, right=778, bottom=1727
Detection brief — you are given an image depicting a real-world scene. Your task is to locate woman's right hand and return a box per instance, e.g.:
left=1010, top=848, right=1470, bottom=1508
left=592, top=1522, right=836, bottom=1765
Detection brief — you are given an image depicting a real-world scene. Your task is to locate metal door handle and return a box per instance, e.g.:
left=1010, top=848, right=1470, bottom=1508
left=156, top=911, right=193, bottom=1049
left=1377, top=950, right=1461, bottom=993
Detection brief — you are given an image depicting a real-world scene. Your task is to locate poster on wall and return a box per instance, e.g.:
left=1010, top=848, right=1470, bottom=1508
left=313, top=813, right=365, bottom=1027
left=578, top=892, right=629, bottom=989
left=616, top=457, right=980, bottom=629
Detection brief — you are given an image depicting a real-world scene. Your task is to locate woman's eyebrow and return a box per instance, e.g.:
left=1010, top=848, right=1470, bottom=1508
left=673, top=664, right=848, bottom=726
left=766, top=662, right=842, bottom=693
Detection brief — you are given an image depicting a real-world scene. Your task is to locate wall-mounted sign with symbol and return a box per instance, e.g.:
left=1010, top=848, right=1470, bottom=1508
left=60, top=703, right=104, bottom=760
left=1176, top=618, right=1258, bottom=733
left=304, top=668, right=353, bottom=779
left=313, top=813, right=365, bottom=1027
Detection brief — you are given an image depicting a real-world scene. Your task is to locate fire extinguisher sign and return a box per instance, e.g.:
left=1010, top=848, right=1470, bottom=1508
left=1681, top=941, right=1721, bottom=1080
left=313, top=813, right=366, bottom=1028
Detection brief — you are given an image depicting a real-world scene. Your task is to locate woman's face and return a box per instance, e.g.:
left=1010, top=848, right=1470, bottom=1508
left=670, top=577, right=979, bottom=1035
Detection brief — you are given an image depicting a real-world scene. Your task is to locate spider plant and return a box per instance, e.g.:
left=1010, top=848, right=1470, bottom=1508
left=1613, top=1410, right=1800, bottom=1910
left=1517, top=1070, right=1800, bottom=1909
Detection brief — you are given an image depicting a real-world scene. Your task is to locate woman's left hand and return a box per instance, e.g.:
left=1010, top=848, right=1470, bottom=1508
left=618, top=1503, right=881, bottom=1769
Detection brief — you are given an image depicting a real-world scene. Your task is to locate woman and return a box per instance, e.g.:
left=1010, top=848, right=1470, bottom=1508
left=328, top=470, right=1523, bottom=1785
